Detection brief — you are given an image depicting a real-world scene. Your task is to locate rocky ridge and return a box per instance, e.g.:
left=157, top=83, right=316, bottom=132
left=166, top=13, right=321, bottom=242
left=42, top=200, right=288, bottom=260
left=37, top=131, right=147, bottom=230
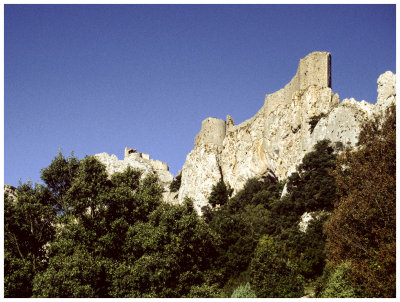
left=4, top=52, right=395, bottom=217
left=94, top=147, right=176, bottom=201
left=178, top=52, right=396, bottom=214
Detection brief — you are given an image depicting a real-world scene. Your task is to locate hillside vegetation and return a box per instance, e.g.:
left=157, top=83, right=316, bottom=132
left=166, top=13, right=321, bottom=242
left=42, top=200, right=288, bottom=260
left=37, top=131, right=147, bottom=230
left=4, top=105, right=395, bottom=298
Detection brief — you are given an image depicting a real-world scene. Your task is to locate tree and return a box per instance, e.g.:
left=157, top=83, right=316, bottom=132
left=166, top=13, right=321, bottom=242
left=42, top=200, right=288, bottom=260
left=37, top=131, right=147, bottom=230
left=4, top=182, right=55, bottom=297
left=250, top=235, right=304, bottom=298
left=116, top=199, right=218, bottom=297
left=285, top=139, right=337, bottom=214
left=40, top=151, right=80, bottom=215
left=308, top=113, right=327, bottom=133
left=7, top=153, right=222, bottom=298
left=205, top=177, right=283, bottom=294
left=319, top=262, right=357, bottom=298
left=208, top=177, right=233, bottom=208
left=65, top=156, right=110, bottom=219
left=324, top=105, right=396, bottom=297
left=255, top=140, right=339, bottom=284
left=32, top=248, right=110, bottom=297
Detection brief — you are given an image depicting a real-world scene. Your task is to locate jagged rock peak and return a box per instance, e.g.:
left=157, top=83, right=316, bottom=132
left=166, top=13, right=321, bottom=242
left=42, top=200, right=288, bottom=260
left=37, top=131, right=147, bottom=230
left=178, top=52, right=396, bottom=214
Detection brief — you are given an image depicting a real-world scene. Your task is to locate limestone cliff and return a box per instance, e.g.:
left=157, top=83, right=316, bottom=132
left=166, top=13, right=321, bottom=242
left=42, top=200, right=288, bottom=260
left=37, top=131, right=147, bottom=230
left=178, top=52, right=396, bottom=214
left=94, top=147, right=175, bottom=201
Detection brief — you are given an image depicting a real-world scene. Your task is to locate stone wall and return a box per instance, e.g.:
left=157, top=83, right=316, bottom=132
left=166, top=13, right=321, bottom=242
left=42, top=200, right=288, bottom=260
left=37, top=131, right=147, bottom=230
left=194, top=117, right=226, bottom=147
left=298, top=51, right=331, bottom=89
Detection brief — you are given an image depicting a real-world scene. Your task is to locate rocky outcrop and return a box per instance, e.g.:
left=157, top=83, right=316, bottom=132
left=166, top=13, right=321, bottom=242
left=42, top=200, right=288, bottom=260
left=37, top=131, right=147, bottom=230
left=376, top=71, right=396, bottom=113
left=94, top=148, right=175, bottom=200
left=178, top=52, right=396, bottom=214
left=298, top=211, right=327, bottom=233
left=4, top=184, right=18, bottom=203
left=179, top=118, right=225, bottom=210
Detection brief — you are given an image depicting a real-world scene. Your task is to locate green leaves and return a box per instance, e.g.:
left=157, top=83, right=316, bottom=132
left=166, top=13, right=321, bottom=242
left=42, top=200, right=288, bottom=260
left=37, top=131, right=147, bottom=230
left=40, top=151, right=79, bottom=212
left=32, top=248, right=109, bottom=298
left=250, top=235, right=304, bottom=298
left=113, top=200, right=216, bottom=297
left=208, top=177, right=233, bottom=208
left=9, top=152, right=219, bottom=298
left=319, top=262, right=357, bottom=298
left=286, top=139, right=337, bottom=213
left=4, top=182, right=56, bottom=297
left=231, top=282, right=256, bottom=298
left=325, top=105, right=396, bottom=297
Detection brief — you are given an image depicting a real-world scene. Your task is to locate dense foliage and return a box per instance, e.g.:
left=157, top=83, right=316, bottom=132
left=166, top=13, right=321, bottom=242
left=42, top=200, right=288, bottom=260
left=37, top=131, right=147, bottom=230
left=4, top=106, right=395, bottom=297
left=5, top=155, right=217, bottom=298
left=318, top=262, right=357, bottom=298
left=207, top=176, right=233, bottom=208
left=324, top=105, right=396, bottom=297
left=4, top=182, right=55, bottom=297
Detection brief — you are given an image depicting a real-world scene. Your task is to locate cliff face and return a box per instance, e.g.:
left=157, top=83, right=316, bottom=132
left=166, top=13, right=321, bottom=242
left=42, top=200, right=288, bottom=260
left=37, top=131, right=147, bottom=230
left=178, top=52, right=396, bottom=214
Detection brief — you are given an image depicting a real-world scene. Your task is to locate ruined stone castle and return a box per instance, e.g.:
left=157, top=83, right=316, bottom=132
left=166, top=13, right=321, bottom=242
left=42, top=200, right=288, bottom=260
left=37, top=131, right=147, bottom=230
left=95, top=51, right=396, bottom=214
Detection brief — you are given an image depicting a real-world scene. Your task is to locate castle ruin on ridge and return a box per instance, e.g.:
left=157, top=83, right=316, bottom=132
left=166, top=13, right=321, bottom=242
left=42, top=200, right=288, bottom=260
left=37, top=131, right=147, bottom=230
left=94, top=52, right=395, bottom=214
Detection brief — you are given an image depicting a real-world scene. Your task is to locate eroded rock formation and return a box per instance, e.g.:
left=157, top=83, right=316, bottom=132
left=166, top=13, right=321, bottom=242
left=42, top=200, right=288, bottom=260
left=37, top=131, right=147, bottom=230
left=94, top=148, right=175, bottom=201
left=178, top=52, right=396, bottom=214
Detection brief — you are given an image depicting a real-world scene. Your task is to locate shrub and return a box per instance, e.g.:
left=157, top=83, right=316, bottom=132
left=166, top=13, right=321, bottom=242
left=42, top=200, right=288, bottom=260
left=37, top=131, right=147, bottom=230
left=308, top=113, right=327, bottom=133
left=169, top=173, right=181, bottom=192
left=186, top=283, right=222, bottom=298
left=231, top=282, right=257, bottom=298
left=319, top=262, right=358, bottom=298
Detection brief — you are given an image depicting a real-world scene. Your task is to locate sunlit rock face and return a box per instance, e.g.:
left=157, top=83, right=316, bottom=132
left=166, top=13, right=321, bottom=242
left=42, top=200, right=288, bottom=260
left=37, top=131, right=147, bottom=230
left=4, top=184, right=18, bottom=203
left=94, top=148, right=175, bottom=201
left=178, top=52, right=396, bottom=214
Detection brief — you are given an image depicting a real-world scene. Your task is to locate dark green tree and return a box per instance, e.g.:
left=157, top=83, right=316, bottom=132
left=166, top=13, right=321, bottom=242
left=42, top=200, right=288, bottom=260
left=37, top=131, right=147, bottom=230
left=206, top=177, right=283, bottom=295
left=308, top=113, right=327, bottom=133
left=286, top=139, right=337, bottom=213
left=65, top=156, right=110, bottom=219
left=40, top=151, right=80, bottom=216
left=116, top=198, right=218, bottom=297
left=208, top=177, right=233, bottom=208
left=30, top=153, right=220, bottom=298
left=250, top=235, right=304, bottom=298
left=32, top=248, right=110, bottom=298
left=4, top=182, right=56, bottom=297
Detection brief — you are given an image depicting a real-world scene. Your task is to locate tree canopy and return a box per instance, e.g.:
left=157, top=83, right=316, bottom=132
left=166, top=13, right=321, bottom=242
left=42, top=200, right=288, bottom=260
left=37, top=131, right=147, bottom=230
left=324, top=105, right=396, bottom=297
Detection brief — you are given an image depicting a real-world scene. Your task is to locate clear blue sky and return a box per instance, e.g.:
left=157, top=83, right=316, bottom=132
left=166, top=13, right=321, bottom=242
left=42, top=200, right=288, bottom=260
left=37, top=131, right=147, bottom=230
left=4, top=4, right=396, bottom=187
